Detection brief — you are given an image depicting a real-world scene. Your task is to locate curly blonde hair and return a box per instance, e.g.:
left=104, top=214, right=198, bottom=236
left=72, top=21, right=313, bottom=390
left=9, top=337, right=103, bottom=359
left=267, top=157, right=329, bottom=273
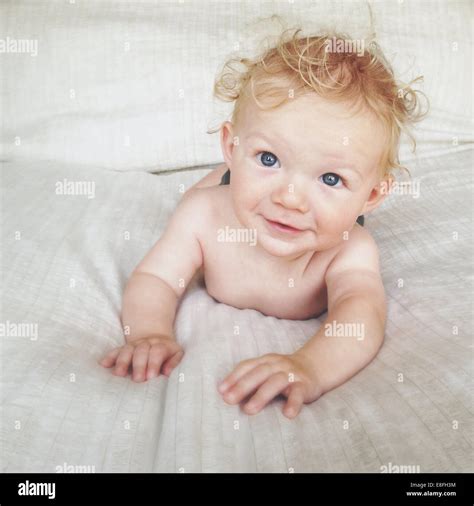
left=212, top=27, right=428, bottom=179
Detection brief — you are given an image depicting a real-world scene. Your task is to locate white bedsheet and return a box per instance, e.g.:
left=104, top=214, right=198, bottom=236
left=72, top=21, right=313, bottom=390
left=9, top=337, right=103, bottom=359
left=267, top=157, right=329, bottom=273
left=1, top=152, right=472, bottom=472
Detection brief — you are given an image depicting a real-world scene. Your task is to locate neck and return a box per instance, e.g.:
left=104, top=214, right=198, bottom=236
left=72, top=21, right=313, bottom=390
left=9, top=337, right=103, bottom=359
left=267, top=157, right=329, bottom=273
left=255, top=241, right=317, bottom=271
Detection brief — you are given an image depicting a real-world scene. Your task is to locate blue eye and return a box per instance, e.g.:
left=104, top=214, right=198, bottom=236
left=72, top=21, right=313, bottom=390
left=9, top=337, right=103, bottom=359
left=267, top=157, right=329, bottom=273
left=258, top=151, right=280, bottom=168
left=320, top=172, right=342, bottom=187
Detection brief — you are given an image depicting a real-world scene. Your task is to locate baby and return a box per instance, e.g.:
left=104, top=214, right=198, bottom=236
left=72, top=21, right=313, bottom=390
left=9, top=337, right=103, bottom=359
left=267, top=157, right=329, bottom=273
left=100, top=29, right=424, bottom=418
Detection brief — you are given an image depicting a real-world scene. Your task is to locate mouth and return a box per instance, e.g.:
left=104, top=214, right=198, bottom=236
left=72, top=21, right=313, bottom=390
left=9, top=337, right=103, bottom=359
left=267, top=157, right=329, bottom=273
left=263, top=217, right=305, bottom=235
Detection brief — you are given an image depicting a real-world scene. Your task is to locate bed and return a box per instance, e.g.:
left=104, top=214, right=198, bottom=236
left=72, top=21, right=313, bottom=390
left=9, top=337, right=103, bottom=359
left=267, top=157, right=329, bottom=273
left=1, top=0, right=472, bottom=473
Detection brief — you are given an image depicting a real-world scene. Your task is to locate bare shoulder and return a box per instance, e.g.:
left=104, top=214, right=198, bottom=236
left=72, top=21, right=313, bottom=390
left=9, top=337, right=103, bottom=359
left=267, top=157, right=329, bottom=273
left=326, top=223, right=381, bottom=278
left=132, top=183, right=215, bottom=297
left=324, top=224, right=385, bottom=313
left=177, top=184, right=213, bottom=222
left=184, top=163, right=228, bottom=196
left=185, top=181, right=227, bottom=212
left=178, top=184, right=227, bottom=238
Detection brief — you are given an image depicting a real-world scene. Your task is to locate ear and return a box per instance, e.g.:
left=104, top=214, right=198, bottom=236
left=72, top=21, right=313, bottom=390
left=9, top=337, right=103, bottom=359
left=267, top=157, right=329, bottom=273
left=220, top=121, right=236, bottom=169
left=361, top=175, right=394, bottom=214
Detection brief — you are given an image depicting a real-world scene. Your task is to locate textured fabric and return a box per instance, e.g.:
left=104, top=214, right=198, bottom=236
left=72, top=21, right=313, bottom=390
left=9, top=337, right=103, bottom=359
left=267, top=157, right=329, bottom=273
left=0, top=0, right=472, bottom=172
left=1, top=151, right=472, bottom=472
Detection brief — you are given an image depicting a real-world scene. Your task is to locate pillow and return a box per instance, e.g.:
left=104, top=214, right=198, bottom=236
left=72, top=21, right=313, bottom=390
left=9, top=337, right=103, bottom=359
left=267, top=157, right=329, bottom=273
left=1, top=0, right=471, bottom=172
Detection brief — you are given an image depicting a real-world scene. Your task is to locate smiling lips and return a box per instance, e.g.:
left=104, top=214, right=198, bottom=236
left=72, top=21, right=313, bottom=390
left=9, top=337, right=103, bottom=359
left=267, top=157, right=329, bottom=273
left=264, top=217, right=305, bottom=234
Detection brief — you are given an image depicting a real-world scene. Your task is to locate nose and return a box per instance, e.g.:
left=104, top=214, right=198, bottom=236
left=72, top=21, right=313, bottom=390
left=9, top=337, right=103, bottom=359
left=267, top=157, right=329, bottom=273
left=270, top=177, right=310, bottom=214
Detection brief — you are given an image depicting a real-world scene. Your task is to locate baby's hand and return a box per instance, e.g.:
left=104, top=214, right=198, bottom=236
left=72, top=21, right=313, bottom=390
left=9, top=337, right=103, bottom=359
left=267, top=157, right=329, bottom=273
left=99, top=334, right=184, bottom=382
left=218, top=352, right=323, bottom=419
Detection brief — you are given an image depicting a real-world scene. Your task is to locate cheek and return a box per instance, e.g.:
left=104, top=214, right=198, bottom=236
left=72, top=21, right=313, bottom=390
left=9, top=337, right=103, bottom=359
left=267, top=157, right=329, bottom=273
left=310, top=193, right=357, bottom=230
left=317, top=212, right=347, bottom=232
left=230, top=175, right=257, bottom=213
left=231, top=163, right=264, bottom=205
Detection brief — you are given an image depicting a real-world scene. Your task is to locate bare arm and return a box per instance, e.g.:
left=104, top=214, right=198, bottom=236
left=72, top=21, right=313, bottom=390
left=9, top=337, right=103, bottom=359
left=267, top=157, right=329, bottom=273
left=122, top=191, right=204, bottom=342
left=294, top=228, right=387, bottom=394
left=121, top=273, right=178, bottom=343
left=218, top=226, right=387, bottom=418
left=100, top=191, right=206, bottom=380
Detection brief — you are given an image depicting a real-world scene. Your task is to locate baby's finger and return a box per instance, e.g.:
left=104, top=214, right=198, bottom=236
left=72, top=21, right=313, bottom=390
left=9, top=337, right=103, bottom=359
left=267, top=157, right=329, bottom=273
left=113, top=345, right=134, bottom=376
left=244, top=372, right=289, bottom=415
left=281, top=385, right=291, bottom=397
left=283, top=382, right=305, bottom=419
left=167, top=340, right=183, bottom=356
left=131, top=342, right=151, bottom=382
left=146, top=344, right=170, bottom=380
left=99, top=347, right=121, bottom=368
left=218, top=356, right=268, bottom=393
left=222, top=363, right=274, bottom=405
left=161, top=349, right=184, bottom=377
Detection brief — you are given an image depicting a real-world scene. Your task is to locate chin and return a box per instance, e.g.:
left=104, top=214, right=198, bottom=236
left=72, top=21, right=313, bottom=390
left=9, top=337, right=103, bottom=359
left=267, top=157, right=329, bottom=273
left=256, top=234, right=305, bottom=257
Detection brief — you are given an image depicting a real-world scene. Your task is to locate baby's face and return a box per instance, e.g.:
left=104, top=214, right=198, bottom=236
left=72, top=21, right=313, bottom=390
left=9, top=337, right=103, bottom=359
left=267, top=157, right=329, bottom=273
left=221, top=94, right=389, bottom=259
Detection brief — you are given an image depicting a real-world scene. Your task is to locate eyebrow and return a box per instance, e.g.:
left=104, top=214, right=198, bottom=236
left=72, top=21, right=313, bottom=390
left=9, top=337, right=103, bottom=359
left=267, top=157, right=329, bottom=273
left=246, top=132, right=363, bottom=180
left=245, top=132, right=288, bottom=149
